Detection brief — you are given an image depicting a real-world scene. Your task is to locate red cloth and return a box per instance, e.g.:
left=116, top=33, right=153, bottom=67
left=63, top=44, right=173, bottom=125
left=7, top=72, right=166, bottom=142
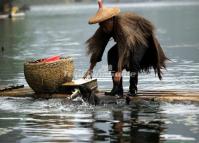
left=42, top=56, right=60, bottom=63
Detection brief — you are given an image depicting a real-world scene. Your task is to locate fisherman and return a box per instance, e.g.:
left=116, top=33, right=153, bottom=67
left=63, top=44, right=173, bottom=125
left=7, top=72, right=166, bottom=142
left=1, top=46, right=4, bottom=53
left=83, top=0, right=167, bottom=97
left=1, top=46, right=5, bottom=56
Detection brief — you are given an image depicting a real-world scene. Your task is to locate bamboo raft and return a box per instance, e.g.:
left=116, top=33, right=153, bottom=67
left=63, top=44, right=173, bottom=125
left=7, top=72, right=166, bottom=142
left=0, top=79, right=199, bottom=103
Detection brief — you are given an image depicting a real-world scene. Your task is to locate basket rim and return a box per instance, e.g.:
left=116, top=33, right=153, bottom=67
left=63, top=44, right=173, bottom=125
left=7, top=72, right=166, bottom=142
left=24, top=57, right=73, bottom=66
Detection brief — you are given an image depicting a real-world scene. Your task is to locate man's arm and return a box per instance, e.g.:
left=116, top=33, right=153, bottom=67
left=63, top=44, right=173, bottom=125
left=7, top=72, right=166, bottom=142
left=83, top=39, right=107, bottom=79
left=84, top=27, right=111, bottom=79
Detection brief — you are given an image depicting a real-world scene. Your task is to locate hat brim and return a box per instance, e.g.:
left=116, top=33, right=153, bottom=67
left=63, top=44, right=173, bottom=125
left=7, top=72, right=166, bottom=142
left=89, top=7, right=120, bottom=24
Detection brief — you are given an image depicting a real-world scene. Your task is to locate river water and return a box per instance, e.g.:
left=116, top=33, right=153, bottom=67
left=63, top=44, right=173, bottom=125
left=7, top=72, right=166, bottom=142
left=0, top=1, right=199, bottom=143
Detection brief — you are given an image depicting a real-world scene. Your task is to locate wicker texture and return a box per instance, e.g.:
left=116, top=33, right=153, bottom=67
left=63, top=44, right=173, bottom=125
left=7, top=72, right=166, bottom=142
left=24, top=57, right=74, bottom=93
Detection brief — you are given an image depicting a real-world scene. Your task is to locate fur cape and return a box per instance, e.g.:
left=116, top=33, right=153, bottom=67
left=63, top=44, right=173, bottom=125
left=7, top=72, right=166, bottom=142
left=86, top=12, right=167, bottom=80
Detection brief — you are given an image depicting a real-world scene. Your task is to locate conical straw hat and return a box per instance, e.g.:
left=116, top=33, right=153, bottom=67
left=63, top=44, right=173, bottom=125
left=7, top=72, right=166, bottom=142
left=89, top=0, right=120, bottom=24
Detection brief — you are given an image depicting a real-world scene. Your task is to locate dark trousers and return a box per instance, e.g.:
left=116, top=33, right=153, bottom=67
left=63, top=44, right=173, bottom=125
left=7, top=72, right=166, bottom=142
left=107, top=45, right=139, bottom=92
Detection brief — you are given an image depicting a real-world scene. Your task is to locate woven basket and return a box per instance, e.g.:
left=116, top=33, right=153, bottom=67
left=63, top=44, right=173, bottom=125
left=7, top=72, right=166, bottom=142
left=24, top=57, right=74, bottom=93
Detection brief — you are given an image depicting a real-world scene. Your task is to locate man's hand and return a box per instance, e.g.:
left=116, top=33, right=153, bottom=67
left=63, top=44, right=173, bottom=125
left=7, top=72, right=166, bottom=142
left=114, top=72, right=122, bottom=83
left=83, top=63, right=96, bottom=79
left=83, top=69, right=93, bottom=79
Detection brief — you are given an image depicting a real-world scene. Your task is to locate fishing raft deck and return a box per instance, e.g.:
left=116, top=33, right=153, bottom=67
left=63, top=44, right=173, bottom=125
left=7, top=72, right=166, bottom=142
left=0, top=79, right=199, bottom=103
left=0, top=86, right=199, bottom=103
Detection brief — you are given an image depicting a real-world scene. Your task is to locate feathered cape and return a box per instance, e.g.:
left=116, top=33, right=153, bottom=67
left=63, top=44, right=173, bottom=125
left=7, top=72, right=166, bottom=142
left=86, top=12, right=167, bottom=80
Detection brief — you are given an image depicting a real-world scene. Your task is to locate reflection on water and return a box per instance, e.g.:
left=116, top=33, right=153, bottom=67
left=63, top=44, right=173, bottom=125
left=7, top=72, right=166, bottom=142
left=0, top=97, right=199, bottom=142
left=0, top=1, right=199, bottom=143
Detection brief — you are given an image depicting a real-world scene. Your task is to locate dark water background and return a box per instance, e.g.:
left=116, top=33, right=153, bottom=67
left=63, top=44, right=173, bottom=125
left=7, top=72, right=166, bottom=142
left=0, top=1, right=199, bottom=143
